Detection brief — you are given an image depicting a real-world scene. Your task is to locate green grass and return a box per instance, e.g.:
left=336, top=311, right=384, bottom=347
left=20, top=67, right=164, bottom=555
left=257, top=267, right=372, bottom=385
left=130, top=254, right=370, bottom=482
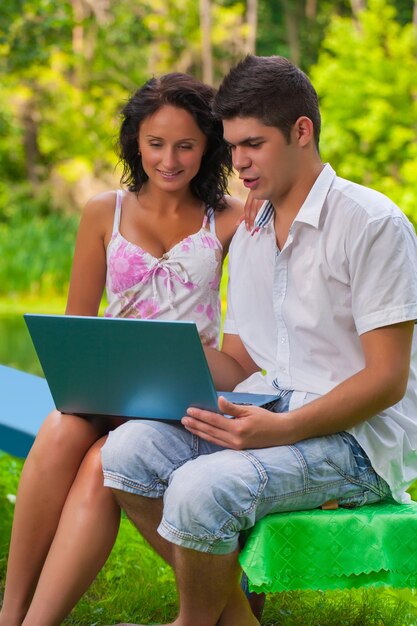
left=62, top=519, right=178, bottom=625
left=1, top=452, right=417, bottom=625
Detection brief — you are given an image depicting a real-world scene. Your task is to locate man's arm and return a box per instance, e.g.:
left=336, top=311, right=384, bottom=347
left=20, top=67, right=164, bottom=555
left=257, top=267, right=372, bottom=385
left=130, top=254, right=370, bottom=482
left=184, top=321, right=414, bottom=450
left=204, top=333, right=260, bottom=392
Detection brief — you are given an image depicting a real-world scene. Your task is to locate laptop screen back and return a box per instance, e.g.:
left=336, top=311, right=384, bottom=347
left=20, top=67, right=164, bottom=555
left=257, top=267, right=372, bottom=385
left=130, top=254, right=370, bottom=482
left=24, top=314, right=219, bottom=421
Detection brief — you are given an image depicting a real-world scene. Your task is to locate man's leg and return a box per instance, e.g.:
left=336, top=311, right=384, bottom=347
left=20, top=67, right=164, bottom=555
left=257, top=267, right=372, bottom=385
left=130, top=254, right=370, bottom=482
left=112, top=489, right=258, bottom=626
left=112, top=491, right=173, bottom=565
left=102, top=420, right=259, bottom=626
left=155, top=435, right=390, bottom=625
left=100, top=417, right=223, bottom=570
left=103, top=422, right=389, bottom=626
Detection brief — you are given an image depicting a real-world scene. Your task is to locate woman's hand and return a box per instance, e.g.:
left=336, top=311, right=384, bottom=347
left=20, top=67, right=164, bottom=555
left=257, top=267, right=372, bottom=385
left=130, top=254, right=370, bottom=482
left=242, top=192, right=264, bottom=233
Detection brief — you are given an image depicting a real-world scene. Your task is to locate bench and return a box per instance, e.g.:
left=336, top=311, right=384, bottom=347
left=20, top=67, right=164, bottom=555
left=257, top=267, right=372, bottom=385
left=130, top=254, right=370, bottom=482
left=0, top=364, right=53, bottom=457
left=240, top=501, right=417, bottom=595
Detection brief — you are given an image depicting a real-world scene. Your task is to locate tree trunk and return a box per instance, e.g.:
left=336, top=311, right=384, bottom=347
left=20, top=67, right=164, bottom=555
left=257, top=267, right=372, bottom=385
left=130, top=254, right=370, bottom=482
left=21, top=94, right=41, bottom=193
left=71, top=0, right=86, bottom=56
left=246, top=0, right=258, bottom=54
left=350, top=0, right=366, bottom=18
left=305, top=0, right=317, bottom=20
left=199, top=0, right=213, bottom=84
left=281, top=0, right=300, bottom=66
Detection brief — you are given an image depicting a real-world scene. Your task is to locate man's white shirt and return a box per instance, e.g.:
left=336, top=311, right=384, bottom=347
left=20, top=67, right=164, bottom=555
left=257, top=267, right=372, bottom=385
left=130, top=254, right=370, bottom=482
left=224, top=164, right=417, bottom=503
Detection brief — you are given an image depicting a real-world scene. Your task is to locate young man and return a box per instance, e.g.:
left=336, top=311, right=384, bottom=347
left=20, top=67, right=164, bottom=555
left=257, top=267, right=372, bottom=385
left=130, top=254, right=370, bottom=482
left=102, top=55, right=417, bottom=626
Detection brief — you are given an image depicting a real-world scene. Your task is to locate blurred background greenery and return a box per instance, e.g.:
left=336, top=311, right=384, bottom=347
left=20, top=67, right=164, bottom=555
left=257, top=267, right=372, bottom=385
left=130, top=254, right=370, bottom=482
left=0, top=0, right=416, bottom=300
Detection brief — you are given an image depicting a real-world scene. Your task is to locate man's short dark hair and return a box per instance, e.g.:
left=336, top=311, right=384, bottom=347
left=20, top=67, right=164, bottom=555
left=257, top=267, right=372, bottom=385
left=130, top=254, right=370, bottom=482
left=214, top=55, right=321, bottom=148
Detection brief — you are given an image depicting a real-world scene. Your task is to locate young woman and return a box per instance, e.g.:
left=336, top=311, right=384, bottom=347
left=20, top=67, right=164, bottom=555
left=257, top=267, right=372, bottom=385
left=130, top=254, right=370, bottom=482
left=0, top=73, right=242, bottom=626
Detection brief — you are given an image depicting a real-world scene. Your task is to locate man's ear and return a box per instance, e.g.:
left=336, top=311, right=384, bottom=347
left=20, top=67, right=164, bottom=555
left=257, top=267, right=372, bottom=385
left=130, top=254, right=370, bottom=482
left=293, top=116, right=314, bottom=147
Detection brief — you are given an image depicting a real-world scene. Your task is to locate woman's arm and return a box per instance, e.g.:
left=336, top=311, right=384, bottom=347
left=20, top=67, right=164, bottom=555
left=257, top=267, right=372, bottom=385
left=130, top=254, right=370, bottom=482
left=65, top=193, right=115, bottom=316
left=214, top=196, right=243, bottom=256
left=205, top=332, right=260, bottom=391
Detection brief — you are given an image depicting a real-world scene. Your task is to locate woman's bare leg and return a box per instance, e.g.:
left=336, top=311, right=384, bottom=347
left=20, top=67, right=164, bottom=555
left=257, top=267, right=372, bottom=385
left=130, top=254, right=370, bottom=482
left=21, top=437, right=120, bottom=626
left=0, top=410, right=105, bottom=626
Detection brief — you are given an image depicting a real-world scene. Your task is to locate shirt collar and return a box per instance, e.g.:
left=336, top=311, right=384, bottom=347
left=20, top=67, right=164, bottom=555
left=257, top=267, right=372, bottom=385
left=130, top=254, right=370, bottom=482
left=253, top=163, right=336, bottom=233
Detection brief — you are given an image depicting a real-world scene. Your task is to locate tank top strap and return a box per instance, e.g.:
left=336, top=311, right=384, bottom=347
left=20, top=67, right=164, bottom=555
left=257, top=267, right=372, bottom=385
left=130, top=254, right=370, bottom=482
left=205, top=207, right=216, bottom=236
left=112, top=190, right=123, bottom=235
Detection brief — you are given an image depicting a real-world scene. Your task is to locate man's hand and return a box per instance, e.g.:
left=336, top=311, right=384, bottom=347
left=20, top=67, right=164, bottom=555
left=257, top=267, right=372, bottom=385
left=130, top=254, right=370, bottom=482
left=182, top=396, right=294, bottom=450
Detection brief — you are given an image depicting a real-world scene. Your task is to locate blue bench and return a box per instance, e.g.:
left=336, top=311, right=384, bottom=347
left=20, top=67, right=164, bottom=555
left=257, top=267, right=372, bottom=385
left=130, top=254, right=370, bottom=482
left=0, top=365, right=54, bottom=457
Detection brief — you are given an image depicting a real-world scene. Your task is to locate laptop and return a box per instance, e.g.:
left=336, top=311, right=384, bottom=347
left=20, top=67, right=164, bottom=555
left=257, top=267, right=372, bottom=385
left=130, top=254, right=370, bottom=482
left=24, top=314, right=278, bottom=421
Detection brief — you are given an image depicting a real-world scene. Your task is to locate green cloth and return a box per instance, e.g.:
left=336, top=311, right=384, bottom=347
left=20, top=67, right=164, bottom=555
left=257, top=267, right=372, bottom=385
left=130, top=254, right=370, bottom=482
left=239, top=502, right=417, bottom=593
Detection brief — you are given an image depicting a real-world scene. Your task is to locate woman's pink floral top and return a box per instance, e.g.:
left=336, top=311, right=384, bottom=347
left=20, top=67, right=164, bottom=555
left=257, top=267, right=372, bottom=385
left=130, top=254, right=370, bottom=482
left=105, top=190, right=223, bottom=348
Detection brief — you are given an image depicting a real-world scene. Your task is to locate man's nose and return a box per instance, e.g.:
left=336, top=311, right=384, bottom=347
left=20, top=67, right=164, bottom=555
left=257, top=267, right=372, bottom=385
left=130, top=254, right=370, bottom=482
left=232, top=147, right=251, bottom=172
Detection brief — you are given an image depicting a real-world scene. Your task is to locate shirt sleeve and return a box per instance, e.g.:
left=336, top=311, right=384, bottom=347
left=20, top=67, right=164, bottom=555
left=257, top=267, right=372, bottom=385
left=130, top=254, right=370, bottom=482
left=349, top=214, right=417, bottom=335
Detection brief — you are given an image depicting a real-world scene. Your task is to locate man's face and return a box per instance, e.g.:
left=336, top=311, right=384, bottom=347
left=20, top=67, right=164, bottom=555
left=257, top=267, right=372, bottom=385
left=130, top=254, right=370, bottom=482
left=222, top=116, right=300, bottom=207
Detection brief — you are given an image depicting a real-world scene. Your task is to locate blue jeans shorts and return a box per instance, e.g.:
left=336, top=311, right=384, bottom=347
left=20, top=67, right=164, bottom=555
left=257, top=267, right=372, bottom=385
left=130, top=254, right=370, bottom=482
left=101, top=390, right=391, bottom=555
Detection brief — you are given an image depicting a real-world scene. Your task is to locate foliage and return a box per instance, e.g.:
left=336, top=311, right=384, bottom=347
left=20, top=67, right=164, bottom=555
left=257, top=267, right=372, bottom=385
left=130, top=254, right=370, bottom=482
left=1, top=0, right=416, bottom=294
left=256, top=0, right=352, bottom=69
left=312, top=0, right=417, bottom=225
left=0, top=209, right=78, bottom=295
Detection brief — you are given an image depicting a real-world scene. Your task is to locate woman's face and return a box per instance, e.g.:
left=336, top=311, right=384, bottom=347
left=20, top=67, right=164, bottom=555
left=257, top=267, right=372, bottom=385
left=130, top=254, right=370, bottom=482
left=138, top=104, right=207, bottom=193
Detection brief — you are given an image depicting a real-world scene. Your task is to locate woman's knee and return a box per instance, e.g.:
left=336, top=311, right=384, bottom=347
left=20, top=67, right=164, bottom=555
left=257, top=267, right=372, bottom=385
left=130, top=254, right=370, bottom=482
left=72, top=437, right=117, bottom=507
left=29, top=410, right=100, bottom=470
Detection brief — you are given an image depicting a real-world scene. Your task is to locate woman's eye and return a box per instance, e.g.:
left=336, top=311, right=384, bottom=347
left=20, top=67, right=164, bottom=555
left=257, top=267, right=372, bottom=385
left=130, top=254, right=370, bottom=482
left=149, top=142, right=162, bottom=148
left=179, top=144, right=193, bottom=150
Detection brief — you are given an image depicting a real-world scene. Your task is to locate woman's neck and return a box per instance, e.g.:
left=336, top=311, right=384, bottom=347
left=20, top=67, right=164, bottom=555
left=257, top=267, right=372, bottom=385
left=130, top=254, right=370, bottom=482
left=138, top=182, right=200, bottom=215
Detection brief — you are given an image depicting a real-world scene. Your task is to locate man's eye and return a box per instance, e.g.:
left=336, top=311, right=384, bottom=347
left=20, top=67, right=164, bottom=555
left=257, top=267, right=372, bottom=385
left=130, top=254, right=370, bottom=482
left=248, top=142, right=262, bottom=148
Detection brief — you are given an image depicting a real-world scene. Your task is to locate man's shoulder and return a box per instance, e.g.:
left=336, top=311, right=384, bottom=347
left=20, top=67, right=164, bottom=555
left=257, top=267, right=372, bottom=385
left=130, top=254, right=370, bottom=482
left=329, top=175, right=404, bottom=223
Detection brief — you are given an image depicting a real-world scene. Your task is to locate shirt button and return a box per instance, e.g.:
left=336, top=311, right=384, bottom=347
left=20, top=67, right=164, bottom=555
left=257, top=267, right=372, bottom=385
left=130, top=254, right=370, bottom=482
left=280, top=337, right=287, bottom=344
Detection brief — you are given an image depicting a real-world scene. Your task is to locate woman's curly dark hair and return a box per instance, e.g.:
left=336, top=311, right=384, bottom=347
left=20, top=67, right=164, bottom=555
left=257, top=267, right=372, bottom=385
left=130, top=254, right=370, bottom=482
left=118, top=73, right=232, bottom=212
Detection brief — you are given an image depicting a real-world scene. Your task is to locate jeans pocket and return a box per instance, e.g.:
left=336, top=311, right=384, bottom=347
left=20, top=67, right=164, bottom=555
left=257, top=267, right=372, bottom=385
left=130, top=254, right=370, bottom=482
left=325, top=457, right=389, bottom=502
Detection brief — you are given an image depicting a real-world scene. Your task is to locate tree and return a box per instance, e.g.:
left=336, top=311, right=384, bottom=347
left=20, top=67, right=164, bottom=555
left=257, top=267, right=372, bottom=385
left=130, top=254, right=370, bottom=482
left=199, top=0, right=213, bottom=84
left=246, top=0, right=258, bottom=54
left=312, top=0, right=417, bottom=224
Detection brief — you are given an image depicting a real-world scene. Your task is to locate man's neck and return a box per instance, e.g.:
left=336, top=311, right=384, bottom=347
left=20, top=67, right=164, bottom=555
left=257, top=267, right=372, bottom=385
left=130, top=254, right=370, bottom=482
left=272, top=160, right=324, bottom=249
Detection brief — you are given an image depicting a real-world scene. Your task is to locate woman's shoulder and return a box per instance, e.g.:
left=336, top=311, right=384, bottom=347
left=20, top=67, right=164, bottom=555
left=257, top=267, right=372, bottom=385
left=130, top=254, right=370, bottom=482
left=82, top=190, right=119, bottom=216
left=77, top=190, right=122, bottom=241
left=215, top=195, right=243, bottom=221
left=212, top=195, right=244, bottom=252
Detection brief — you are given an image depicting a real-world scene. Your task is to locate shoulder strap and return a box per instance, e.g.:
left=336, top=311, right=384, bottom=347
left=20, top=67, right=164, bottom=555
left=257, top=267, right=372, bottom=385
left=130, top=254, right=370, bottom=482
left=205, top=207, right=216, bottom=236
left=112, top=190, right=123, bottom=235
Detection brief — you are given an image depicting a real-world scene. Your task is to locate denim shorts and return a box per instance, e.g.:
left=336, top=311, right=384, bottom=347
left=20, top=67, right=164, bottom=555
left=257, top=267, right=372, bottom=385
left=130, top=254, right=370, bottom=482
left=101, top=390, right=391, bottom=555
